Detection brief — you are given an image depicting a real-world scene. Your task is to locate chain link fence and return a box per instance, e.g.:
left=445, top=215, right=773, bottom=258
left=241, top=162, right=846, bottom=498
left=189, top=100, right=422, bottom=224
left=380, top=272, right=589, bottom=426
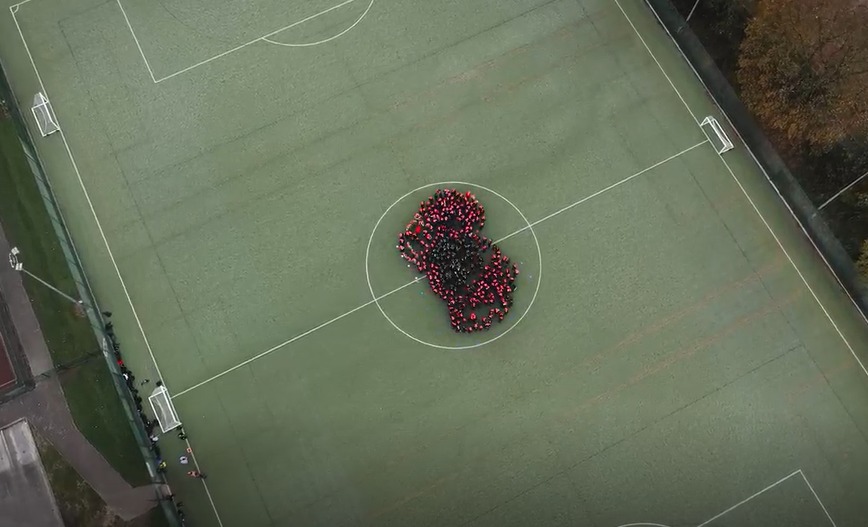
left=0, top=58, right=179, bottom=526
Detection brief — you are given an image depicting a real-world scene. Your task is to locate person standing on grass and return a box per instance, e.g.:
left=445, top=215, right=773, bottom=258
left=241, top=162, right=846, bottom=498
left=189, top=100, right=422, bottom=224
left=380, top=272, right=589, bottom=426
left=187, top=470, right=207, bottom=479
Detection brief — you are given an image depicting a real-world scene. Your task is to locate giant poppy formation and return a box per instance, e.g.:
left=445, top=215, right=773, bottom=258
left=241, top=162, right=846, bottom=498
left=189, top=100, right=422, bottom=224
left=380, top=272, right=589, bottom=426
left=397, top=189, right=518, bottom=333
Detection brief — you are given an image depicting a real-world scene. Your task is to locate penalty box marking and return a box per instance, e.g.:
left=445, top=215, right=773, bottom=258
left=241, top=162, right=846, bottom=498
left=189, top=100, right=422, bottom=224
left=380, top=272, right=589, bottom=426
left=116, top=0, right=373, bottom=83
left=172, top=139, right=708, bottom=399
left=696, top=469, right=836, bottom=527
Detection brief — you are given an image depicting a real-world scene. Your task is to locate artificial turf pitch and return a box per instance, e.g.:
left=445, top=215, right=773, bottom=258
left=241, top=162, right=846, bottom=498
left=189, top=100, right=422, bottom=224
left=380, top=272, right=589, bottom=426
left=2, top=0, right=868, bottom=525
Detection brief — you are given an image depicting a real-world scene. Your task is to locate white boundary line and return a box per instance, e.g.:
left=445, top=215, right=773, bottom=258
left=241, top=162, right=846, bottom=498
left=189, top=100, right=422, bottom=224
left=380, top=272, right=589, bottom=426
left=624, top=469, right=836, bottom=526
left=116, top=0, right=157, bottom=83
left=631, top=7, right=868, bottom=332
left=615, top=0, right=868, bottom=380
left=117, top=0, right=364, bottom=83
left=9, top=0, right=33, bottom=11
left=696, top=469, right=801, bottom=527
left=800, top=470, right=838, bottom=527
left=9, top=5, right=224, bottom=525
left=635, top=2, right=868, bottom=332
left=7, top=0, right=847, bottom=522
left=174, top=139, right=706, bottom=397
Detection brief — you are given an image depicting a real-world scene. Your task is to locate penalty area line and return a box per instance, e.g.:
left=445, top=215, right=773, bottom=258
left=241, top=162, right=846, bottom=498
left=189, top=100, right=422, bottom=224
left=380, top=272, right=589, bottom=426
left=174, top=139, right=704, bottom=397
left=696, top=469, right=801, bottom=527
left=151, top=0, right=361, bottom=83
left=116, top=0, right=157, bottom=83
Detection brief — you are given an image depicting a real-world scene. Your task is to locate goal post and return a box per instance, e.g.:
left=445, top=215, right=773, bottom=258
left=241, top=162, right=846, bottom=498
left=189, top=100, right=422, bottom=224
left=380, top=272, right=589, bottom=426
left=700, top=115, right=734, bottom=154
left=31, top=92, right=60, bottom=137
left=148, top=385, right=181, bottom=433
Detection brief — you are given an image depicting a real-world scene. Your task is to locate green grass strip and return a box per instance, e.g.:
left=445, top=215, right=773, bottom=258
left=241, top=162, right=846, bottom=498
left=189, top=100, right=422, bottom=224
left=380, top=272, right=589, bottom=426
left=0, top=118, right=147, bottom=485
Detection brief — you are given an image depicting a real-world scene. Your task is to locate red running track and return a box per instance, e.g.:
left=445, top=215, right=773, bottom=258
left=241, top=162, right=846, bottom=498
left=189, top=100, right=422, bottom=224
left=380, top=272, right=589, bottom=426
left=0, top=332, right=15, bottom=390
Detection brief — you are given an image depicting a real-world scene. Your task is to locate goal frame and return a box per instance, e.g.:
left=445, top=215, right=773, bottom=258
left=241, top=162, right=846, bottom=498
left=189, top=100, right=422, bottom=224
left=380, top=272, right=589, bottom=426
left=30, top=92, right=60, bottom=137
left=700, top=115, right=734, bottom=154
left=148, top=385, right=182, bottom=433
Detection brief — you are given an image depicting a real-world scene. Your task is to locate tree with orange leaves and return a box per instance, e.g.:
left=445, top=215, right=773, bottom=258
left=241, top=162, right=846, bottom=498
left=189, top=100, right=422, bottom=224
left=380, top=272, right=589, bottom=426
left=737, top=0, right=868, bottom=150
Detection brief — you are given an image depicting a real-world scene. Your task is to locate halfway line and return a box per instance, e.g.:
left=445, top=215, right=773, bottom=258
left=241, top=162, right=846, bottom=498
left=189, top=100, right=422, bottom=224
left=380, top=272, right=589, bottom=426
left=172, top=277, right=423, bottom=398
left=498, top=139, right=708, bottom=243
left=174, top=140, right=705, bottom=397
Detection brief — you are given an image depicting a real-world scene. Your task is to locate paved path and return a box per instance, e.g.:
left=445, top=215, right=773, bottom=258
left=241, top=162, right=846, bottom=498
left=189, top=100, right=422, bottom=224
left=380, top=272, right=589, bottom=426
left=0, top=222, right=157, bottom=521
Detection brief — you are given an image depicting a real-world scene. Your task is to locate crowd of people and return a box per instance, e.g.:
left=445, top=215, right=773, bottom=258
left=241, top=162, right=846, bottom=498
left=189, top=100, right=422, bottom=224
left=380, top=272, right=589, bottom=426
left=397, top=189, right=519, bottom=333
left=105, top=314, right=194, bottom=524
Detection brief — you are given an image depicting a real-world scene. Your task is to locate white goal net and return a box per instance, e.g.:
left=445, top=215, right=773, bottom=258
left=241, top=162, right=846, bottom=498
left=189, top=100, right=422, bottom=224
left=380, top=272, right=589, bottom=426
left=148, top=385, right=181, bottom=433
left=700, top=115, right=734, bottom=154
left=31, top=92, right=60, bottom=137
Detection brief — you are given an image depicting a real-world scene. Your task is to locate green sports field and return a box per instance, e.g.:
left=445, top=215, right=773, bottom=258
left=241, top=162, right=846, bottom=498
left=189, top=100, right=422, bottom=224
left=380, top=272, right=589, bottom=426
left=2, top=0, right=868, bottom=525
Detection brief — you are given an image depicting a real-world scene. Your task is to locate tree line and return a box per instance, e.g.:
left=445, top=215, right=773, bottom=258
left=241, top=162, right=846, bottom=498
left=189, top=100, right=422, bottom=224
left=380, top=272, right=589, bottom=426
left=674, top=0, right=868, bottom=279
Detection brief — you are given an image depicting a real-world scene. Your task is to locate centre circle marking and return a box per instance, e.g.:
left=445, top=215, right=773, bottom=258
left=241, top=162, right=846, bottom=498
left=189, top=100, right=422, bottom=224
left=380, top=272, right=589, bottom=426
left=365, top=181, right=542, bottom=350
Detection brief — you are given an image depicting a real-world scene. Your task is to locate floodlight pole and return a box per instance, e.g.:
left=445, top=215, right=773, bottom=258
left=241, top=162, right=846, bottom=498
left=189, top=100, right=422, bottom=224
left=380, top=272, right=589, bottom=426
left=817, top=170, right=868, bottom=211
left=8, top=247, right=83, bottom=307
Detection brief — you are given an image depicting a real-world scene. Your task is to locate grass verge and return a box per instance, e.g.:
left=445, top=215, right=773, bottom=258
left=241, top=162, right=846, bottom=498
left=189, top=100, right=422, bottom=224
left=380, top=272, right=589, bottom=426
left=0, top=115, right=148, bottom=485
left=34, top=430, right=169, bottom=527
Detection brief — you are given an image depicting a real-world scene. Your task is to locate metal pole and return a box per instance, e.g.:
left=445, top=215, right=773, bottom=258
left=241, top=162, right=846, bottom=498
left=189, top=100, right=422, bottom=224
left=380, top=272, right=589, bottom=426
left=817, top=170, right=868, bottom=210
left=8, top=247, right=84, bottom=307
left=686, top=0, right=702, bottom=22
left=20, top=268, right=82, bottom=305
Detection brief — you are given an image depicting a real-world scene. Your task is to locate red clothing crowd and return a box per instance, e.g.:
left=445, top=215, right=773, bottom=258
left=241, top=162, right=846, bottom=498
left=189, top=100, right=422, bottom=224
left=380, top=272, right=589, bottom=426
left=397, top=189, right=519, bottom=333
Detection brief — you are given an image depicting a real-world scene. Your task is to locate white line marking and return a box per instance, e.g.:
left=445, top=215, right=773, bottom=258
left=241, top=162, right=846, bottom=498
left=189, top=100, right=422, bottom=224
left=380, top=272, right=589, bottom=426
left=127, top=0, right=363, bottom=83
left=261, top=0, right=374, bottom=48
left=9, top=0, right=33, bottom=10
left=696, top=470, right=801, bottom=527
left=639, top=0, right=868, bottom=333
left=365, top=181, right=542, bottom=350
left=9, top=6, right=223, bottom=525
left=175, top=141, right=704, bottom=396
left=116, top=0, right=157, bottom=83
left=617, top=0, right=868, bottom=380
left=705, top=137, right=868, bottom=379
left=172, top=277, right=424, bottom=398
left=498, top=140, right=708, bottom=244
left=615, top=0, right=697, bottom=125
left=799, top=470, right=838, bottom=527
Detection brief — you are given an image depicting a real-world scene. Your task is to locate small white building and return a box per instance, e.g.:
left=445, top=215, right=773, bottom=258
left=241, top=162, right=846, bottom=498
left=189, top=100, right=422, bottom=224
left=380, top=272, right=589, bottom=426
left=0, top=419, right=65, bottom=527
